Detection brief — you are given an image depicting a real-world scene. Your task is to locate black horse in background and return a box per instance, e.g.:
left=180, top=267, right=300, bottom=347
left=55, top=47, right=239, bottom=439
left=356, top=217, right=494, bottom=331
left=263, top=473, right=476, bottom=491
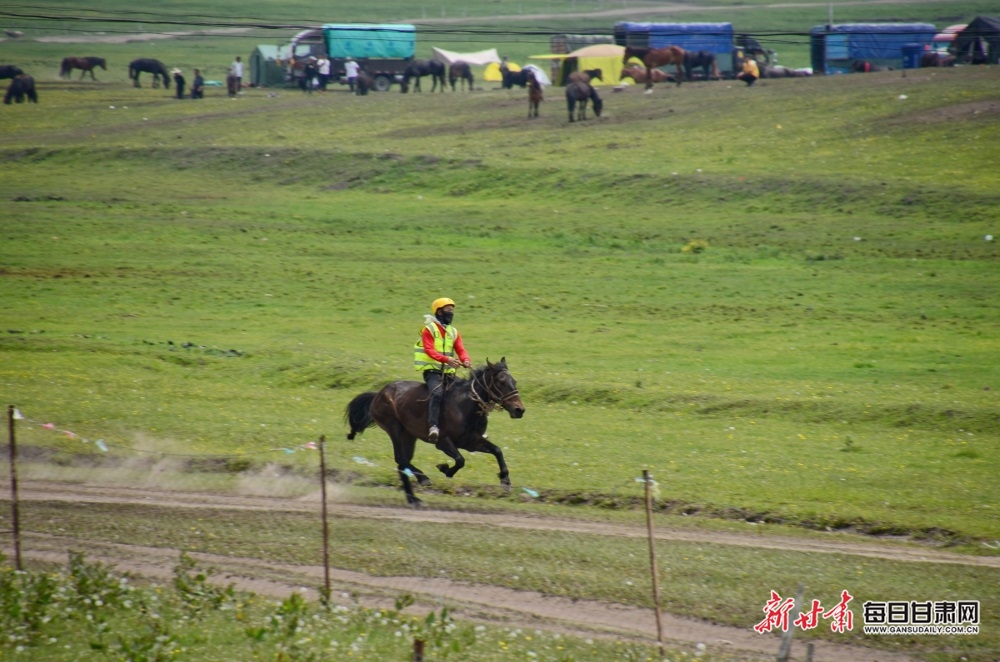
left=448, top=61, right=474, bottom=91
left=401, top=59, right=446, bottom=93
left=500, top=66, right=532, bottom=89
left=565, top=80, right=602, bottom=123
left=129, top=58, right=170, bottom=88
left=60, top=56, right=106, bottom=80
left=0, top=65, right=24, bottom=80
left=345, top=359, right=525, bottom=507
left=355, top=71, right=375, bottom=95
left=4, top=74, right=37, bottom=104
left=683, top=50, right=721, bottom=81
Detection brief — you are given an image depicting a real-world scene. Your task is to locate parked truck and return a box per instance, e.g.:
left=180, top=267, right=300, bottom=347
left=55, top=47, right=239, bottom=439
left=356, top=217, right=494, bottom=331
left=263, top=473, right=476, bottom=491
left=322, top=23, right=416, bottom=91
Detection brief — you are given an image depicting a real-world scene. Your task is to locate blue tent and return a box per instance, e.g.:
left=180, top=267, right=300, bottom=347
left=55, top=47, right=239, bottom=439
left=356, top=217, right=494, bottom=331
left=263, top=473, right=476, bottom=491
left=615, top=22, right=736, bottom=73
left=810, top=23, right=936, bottom=73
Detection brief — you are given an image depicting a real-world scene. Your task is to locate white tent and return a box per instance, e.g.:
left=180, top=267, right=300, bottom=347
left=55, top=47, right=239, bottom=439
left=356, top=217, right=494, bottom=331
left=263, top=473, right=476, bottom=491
left=431, top=47, right=502, bottom=66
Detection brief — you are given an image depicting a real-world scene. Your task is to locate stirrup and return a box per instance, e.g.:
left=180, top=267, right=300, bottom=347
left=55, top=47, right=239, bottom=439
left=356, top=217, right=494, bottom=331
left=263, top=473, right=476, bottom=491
left=428, top=425, right=440, bottom=441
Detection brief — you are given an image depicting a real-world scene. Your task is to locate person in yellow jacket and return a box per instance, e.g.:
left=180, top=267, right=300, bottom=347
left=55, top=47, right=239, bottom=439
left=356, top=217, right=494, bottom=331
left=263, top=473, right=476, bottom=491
left=737, top=56, right=759, bottom=86
left=414, top=297, right=472, bottom=441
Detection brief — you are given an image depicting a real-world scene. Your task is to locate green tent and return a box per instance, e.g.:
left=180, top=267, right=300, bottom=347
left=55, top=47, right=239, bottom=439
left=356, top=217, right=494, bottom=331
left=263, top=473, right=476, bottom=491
left=249, top=44, right=313, bottom=88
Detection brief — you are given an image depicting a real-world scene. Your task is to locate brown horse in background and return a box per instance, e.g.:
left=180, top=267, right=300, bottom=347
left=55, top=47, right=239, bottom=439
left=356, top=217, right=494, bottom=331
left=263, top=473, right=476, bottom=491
left=620, top=66, right=676, bottom=85
left=448, top=61, right=474, bottom=91
left=527, top=71, right=542, bottom=118
left=345, top=359, right=525, bottom=507
left=60, top=56, right=106, bottom=80
left=623, top=45, right=685, bottom=90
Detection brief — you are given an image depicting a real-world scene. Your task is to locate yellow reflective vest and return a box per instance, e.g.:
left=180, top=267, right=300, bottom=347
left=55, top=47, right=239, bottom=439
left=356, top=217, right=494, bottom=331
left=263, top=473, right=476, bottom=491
left=414, top=322, right=459, bottom=373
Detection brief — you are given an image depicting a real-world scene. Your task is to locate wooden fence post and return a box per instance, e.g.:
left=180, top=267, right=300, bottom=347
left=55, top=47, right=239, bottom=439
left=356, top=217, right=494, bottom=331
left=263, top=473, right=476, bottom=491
left=644, top=469, right=665, bottom=656
left=318, top=435, right=331, bottom=599
left=776, top=585, right=804, bottom=662
left=6, top=405, right=23, bottom=570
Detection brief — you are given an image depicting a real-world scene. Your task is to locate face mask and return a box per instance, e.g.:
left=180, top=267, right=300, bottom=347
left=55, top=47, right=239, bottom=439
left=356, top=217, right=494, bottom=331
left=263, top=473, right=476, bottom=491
left=436, top=311, right=454, bottom=325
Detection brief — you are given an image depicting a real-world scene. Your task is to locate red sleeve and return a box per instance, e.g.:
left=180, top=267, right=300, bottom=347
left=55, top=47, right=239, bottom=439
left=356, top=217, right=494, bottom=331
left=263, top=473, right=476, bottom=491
left=453, top=332, right=470, bottom=364
left=422, top=326, right=450, bottom=364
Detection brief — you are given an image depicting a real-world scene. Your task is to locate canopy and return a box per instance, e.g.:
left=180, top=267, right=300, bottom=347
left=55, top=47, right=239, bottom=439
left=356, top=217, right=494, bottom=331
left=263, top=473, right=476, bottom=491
left=431, top=47, right=502, bottom=65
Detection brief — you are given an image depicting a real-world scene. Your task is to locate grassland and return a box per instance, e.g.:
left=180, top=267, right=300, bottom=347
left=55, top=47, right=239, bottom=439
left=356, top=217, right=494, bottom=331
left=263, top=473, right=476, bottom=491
left=1, top=2, right=999, bottom=660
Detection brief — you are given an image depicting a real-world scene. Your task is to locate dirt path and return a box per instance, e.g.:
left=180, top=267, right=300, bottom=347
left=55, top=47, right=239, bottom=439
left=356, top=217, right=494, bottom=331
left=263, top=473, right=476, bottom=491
left=7, top=479, right=995, bottom=660
left=14, top=481, right=1000, bottom=568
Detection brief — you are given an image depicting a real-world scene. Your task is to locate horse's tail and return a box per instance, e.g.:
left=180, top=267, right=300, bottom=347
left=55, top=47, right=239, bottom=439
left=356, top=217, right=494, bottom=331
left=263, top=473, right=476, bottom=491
left=345, top=391, right=377, bottom=440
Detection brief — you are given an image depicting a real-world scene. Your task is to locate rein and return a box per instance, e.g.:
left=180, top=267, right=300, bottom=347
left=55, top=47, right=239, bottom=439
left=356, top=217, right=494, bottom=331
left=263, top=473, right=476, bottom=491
left=468, top=368, right=520, bottom=415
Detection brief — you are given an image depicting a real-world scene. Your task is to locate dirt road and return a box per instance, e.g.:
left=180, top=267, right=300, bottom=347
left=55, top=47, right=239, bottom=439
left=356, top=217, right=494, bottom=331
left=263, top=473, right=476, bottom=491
left=8, top=480, right=982, bottom=660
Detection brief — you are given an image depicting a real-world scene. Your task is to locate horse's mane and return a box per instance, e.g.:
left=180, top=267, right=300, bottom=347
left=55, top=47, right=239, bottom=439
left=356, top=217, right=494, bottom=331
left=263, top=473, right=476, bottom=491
left=451, top=364, right=492, bottom=389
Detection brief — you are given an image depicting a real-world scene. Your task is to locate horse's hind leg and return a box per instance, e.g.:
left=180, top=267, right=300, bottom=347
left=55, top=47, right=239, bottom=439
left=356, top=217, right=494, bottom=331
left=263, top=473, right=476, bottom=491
left=389, top=432, right=427, bottom=506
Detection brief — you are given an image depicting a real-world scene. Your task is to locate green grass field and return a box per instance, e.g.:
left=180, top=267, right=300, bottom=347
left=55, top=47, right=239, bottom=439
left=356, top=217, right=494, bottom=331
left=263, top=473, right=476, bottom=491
left=2, top=2, right=999, bottom=659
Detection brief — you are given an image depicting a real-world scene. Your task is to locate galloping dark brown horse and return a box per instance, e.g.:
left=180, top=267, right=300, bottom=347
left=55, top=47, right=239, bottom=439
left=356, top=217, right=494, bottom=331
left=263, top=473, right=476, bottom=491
left=345, top=358, right=525, bottom=507
left=623, top=45, right=685, bottom=90
left=60, top=56, right=106, bottom=80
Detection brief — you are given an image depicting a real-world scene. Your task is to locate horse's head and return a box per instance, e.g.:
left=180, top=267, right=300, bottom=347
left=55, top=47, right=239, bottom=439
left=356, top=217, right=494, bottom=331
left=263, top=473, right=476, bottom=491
left=483, top=357, right=525, bottom=418
left=591, top=90, right=603, bottom=117
left=98, top=58, right=107, bottom=70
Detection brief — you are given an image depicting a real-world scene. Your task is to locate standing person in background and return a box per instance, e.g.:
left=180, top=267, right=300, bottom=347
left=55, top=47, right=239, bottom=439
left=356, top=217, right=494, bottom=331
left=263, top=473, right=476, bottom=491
left=317, top=54, right=331, bottom=91
left=414, top=298, right=472, bottom=442
left=344, top=56, right=360, bottom=94
left=172, top=68, right=185, bottom=99
left=231, top=56, right=243, bottom=91
left=191, top=68, right=205, bottom=98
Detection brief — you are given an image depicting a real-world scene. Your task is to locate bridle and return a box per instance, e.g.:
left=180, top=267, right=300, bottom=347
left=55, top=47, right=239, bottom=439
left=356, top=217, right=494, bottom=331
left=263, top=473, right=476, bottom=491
left=468, top=367, right=520, bottom=415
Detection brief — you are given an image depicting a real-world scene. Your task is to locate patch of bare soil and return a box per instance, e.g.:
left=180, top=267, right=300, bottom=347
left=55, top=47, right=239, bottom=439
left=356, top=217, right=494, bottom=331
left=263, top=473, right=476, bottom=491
left=7, top=480, right=992, bottom=661
left=885, top=98, right=1000, bottom=126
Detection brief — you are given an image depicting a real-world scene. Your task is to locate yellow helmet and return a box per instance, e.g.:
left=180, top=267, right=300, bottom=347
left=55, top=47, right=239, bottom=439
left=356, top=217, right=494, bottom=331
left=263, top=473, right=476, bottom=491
left=431, top=297, right=455, bottom=314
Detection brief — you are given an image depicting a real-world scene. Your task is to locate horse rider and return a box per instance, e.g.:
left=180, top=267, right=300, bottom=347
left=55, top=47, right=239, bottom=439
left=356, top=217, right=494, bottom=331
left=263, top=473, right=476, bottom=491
left=414, top=297, right=472, bottom=441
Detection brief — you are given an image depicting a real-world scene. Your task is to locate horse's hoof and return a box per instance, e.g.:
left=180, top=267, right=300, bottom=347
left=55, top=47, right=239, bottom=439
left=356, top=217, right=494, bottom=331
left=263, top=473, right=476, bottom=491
left=417, top=474, right=432, bottom=487
left=409, top=499, right=424, bottom=510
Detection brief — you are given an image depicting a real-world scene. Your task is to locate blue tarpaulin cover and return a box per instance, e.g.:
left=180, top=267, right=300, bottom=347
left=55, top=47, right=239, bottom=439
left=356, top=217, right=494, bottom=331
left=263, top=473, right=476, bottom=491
left=322, top=24, right=415, bottom=59
left=615, top=22, right=735, bottom=55
left=810, top=23, right=936, bottom=60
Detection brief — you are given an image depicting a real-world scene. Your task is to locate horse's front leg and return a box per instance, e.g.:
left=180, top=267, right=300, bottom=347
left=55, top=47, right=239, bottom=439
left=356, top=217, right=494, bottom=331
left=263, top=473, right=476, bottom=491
left=645, top=67, right=653, bottom=91
left=474, top=437, right=511, bottom=491
left=434, top=439, right=465, bottom=478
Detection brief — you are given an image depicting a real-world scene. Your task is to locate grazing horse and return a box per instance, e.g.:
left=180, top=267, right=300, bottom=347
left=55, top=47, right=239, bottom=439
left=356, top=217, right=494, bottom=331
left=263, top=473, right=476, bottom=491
left=568, top=68, right=603, bottom=85
left=762, top=65, right=812, bottom=78
left=920, top=52, right=956, bottom=67
left=4, top=74, right=37, bottom=104
left=526, top=71, right=543, bottom=118
left=0, top=65, right=25, bottom=80
left=60, top=56, right=106, bottom=81
left=345, top=359, right=526, bottom=507
left=565, top=80, right=602, bottom=122
left=401, top=59, right=446, bottom=93
left=619, top=66, right=675, bottom=85
left=500, top=66, right=532, bottom=89
left=851, top=60, right=893, bottom=73
left=448, top=61, right=474, bottom=91
left=623, top=45, right=685, bottom=90
left=129, top=58, right=170, bottom=89
left=683, top=50, right=720, bottom=81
